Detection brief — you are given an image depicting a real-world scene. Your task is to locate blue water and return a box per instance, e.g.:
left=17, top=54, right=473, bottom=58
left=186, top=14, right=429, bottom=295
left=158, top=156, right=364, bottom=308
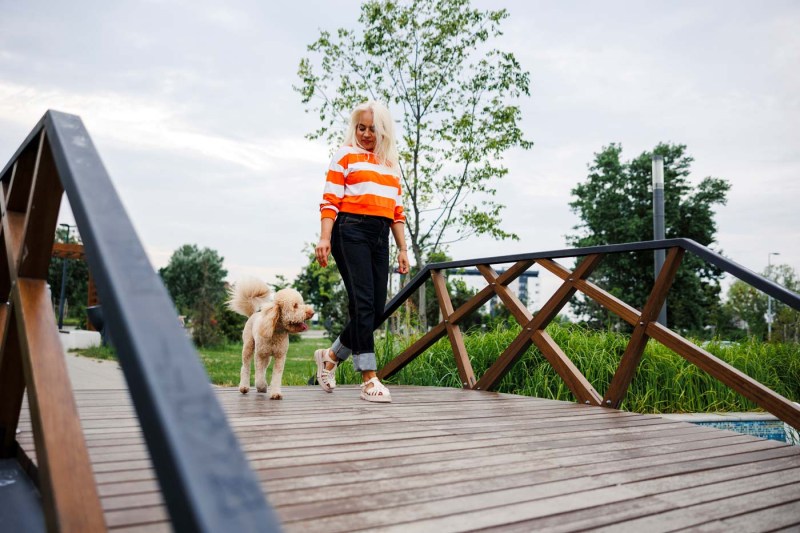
left=691, top=419, right=799, bottom=445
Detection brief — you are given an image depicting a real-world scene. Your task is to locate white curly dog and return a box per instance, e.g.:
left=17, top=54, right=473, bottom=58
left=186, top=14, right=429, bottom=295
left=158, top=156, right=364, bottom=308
left=227, top=278, right=314, bottom=399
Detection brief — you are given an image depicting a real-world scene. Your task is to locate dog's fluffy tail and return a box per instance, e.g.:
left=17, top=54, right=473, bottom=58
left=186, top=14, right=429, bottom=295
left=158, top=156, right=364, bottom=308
left=227, top=277, right=272, bottom=316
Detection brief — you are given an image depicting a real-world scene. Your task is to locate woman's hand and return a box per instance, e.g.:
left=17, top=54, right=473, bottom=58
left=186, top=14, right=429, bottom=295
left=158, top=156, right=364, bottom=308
left=397, top=249, right=409, bottom=274
left=316, top=238, right=331, bottom=267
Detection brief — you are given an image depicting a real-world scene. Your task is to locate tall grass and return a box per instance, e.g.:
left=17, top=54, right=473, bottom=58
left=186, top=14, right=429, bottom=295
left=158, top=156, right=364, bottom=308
left=337, top=323, right=800, bottom=414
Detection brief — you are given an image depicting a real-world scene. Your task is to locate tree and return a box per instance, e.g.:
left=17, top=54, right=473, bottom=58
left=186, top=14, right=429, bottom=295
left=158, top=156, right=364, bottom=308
left=292, top=246, right=348, bottom=341
left=568, top=143, right=731, bottom=332
left=724, top=264, right=800, bottom=342
left=296, top=0, right=532, bottom=269
left=159, top=244, right=227, bottom=347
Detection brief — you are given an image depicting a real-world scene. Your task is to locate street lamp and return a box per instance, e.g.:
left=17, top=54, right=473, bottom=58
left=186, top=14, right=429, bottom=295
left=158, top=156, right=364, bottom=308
left=57, top=223, right=75, bottom=331
left=766, top=252, right=780, bottom=342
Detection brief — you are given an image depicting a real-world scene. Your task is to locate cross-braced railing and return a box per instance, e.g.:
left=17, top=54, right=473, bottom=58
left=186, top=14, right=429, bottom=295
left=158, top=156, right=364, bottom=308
left=0, top=111, right=281, bottom=532
left=378, top=239, right=800, bottom=431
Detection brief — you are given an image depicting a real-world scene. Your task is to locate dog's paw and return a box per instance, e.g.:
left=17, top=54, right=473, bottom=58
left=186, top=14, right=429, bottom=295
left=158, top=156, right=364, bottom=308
left=239, top=385, right=249, bottom=394
left=270, top=391, right=283, bottom=400
left=256, top=385, right=267, bottom=393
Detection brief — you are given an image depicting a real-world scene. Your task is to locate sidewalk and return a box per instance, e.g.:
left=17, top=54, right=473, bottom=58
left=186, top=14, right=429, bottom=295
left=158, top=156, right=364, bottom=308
left=65, top=353, right=127, bottom=390
left=64, top=327, right=325, bottom=390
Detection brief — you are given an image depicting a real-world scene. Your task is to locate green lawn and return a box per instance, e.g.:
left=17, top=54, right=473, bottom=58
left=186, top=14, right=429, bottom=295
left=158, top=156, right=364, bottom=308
left=199, top=337, right=330, bottom=387
left=72, top=337, right=331, bottom=387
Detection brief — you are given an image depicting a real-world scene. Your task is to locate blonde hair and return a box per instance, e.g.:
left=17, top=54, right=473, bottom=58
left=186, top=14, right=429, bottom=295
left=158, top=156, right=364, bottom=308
left=343, top=101, right=399, bottom=169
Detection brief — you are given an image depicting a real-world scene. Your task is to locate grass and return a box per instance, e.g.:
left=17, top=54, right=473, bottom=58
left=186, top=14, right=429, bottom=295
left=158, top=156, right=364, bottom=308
left=73, top=337, right=330, bottom=387
left=72, top=323, right=800, bottom=414
left=198, top=337, right=329, bottom=387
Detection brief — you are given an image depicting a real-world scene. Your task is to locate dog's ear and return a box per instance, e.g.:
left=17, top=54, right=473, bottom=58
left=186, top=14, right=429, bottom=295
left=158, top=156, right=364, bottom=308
left=272, top=300, right=282, bottom=332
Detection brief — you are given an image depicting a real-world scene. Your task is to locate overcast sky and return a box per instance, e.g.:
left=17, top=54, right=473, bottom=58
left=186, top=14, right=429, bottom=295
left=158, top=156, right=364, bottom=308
left=1, top=0, right=798, bottom=308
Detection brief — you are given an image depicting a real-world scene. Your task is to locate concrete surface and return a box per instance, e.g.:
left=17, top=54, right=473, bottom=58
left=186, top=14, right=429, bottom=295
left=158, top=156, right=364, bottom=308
left=64, top=353, right=127, bottom=390
left=59, top=329, right=101, bottom=351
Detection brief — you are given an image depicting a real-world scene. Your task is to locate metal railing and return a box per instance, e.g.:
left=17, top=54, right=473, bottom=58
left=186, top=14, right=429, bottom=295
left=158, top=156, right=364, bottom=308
left=378, top=239, right=800, bottom=431
left=0, top=110, right=280, bottom=532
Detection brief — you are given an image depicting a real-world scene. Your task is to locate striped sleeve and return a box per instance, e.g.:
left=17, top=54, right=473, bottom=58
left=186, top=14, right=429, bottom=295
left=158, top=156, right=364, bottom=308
left=319, top=147, right=352, bottom=219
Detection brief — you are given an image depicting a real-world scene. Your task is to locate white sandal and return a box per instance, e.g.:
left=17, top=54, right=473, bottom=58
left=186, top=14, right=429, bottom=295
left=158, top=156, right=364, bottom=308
left=314, top=349, right=337, bottom=393
left=360, top=377, right=392, bottom=403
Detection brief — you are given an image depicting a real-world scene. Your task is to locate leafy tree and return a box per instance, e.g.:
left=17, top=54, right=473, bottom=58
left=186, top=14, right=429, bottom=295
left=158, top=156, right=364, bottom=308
left=724, top=264, right=800, bottom=342
left=296, top=0, right=532, bottom=269
left=293, top=246, right=348, bottom=341
left=159, top=244, right=227, bottom=347
left=568, top=143, right=731, bottom=332
left=48, top=226, right=89, bottom=327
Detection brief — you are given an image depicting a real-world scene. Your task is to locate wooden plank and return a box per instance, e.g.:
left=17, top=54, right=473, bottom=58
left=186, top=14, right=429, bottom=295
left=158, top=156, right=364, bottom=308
left=531, top=330, right=602, bottom=405
left=15, top=386, right=800, bottom=532
left=0, top=197, right=29, bottom=457
left=0, top=310, right=24, bottom=456
left=646, top=322, right=800, bottom=431
left=5, top=132, right=41, bottom=213
left=604, top=247, right=684, bottom=408
left=536, top=257, right=641, bottom=326
left=18, top=132, right=64, bottom=280
left=474, top=254, right=603, bottom=391
left=14, top=279, right=105, bottom=532
left=379, top=323, right=446, bottom=380
left=431, top=270, right=475, bottom=388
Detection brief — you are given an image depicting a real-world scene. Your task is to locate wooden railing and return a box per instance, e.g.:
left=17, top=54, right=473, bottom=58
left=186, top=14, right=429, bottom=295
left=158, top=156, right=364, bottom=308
left=0, top=111, right=281, bottom=532
left=378, top=239, right=800, bottom=431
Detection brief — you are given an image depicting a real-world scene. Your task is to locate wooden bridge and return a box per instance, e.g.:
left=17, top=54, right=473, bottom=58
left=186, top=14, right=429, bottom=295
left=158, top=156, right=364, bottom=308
left=2, top=111, right=800, bottom=532
left=15, top=386, right=800, bottom=532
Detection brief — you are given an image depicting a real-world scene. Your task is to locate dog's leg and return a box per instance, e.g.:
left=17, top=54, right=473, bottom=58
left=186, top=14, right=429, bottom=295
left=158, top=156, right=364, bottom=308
left=269, top=353, right=286, bottom=400
left=239, top=336, right=255, bottom=394
left=255, top=351, right=270, bottom=393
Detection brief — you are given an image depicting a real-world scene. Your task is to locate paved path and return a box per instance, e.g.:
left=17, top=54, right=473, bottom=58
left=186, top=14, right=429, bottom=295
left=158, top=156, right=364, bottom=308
left=65, top=353, right=127, bottom=390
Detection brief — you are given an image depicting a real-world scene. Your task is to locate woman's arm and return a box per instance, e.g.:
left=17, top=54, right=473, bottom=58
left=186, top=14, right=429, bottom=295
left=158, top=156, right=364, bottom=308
left=315, top=217, right=335, bottom=267
left=391, top=222, right=409, bottom=274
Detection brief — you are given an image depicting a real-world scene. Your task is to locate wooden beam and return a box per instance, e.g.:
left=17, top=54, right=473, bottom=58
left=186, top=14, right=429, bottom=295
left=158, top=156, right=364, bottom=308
left=645, top=321, right=800, bottom=430
left=14, top=278, right=105, bottom=532
left=379, top=323, right=447, bottom=380
left=536, top=258, right=641, bottom=326
left=474, top=254, right=603, bottom=391
left=604, top=247, right=685, bottom=408
left=431, top=270, right=475, bottom=388
left=478, top=263, right=602, bottom=404
left=532, top=330, right=603, bottom=405
left=0, top=199, right=26, bottom=457
left=52, top=241, right=85, bottom=260
left=19, top=132, right=64, bottom=280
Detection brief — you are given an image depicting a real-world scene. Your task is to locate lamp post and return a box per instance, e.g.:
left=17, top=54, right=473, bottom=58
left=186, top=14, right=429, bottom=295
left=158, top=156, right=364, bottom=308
left=652, top=155, right=667, bottom=326
left=766, top=252, right=780, bottom=341
left=57, top=223, right=74, bottom=331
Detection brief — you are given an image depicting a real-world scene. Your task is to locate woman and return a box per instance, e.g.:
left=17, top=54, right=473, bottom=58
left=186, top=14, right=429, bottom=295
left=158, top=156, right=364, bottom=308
left=314, top=101, right=409, bottom=403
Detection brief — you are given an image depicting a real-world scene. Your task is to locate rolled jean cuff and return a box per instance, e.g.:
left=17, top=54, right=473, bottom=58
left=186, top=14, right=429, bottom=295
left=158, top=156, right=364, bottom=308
left=331, top=338, right=352, bottom=361
left=351, top=352, right=377, bottom=372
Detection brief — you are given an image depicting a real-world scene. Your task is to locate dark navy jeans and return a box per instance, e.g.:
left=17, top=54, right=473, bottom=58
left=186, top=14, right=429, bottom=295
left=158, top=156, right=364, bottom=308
left=330, top=212, right=391, bottom=372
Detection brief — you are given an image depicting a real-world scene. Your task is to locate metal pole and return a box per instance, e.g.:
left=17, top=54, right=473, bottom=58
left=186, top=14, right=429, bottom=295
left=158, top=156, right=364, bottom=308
left=57, top=223, right=72, bottom=330
left=767, top=252, right=780, bottom=341
left=652, top=155, right=667, bottom=326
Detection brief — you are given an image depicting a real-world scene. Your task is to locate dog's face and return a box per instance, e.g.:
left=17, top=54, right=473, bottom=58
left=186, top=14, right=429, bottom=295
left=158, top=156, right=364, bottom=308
left=272, top=288, right=314, bottom=333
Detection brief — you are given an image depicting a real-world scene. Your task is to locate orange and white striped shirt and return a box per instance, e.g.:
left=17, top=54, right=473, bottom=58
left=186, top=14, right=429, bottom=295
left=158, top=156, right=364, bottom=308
left=320, top=145, right=405, bottom=223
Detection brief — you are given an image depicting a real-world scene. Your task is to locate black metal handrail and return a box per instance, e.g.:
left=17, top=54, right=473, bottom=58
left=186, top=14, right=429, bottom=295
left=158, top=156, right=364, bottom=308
left=377, top=238, right=800, bottom=431
left=2, top=111, right=281, bottom=532
left=382, top=238, right=800, bottom=322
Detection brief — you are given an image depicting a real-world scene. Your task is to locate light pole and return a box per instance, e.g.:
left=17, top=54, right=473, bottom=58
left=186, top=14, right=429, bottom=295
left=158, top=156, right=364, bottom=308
left=766, top=252, right=780, bottom=341
left=652, top=155, right=667, bottom=326
left=57, top=223, right=74, bottom=331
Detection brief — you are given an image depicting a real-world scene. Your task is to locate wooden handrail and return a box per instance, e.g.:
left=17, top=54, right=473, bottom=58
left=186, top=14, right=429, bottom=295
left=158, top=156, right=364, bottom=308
left=0, top=111, right=282, bottom=531
left=378, top=241, right=800, bottom=431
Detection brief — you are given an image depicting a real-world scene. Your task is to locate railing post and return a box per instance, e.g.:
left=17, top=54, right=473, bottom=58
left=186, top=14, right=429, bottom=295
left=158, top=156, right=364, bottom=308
left=604, top=247, right=684, bottom=409
left=431, top=269, right=475, bottom=388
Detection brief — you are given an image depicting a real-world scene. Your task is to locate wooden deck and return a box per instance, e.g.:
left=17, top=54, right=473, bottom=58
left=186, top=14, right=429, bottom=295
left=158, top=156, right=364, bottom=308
left=17, top=386, right=800, bottom=532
